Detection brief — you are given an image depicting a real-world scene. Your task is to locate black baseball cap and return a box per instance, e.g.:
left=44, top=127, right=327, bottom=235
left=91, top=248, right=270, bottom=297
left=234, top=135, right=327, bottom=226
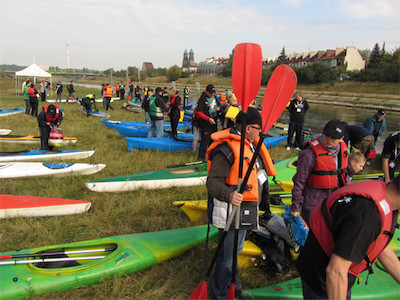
left=323, top=120, right=347, bottom=139
left=235, top=107, right=262, bottom=127
left=377, top=108, right=386, bottom=116
left=206, top=84, right=215, bottom=94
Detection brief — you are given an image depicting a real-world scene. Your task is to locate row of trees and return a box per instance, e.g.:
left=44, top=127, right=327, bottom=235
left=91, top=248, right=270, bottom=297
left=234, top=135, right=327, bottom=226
left=219, top=43, right=399, bottom=84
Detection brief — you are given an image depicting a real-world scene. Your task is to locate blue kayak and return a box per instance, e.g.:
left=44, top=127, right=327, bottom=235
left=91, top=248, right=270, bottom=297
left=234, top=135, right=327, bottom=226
left=0, top=108, right=25, bottom=117
left=126, top=137, right=194, bottom=151
left=114, top=125, right=194, bottom=140
left=101, top=120, right=191, bottom=130
left=125, top=135, right=288, bottom=152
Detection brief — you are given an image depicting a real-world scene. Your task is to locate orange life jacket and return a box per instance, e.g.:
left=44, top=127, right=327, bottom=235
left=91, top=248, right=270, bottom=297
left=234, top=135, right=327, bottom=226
left=309, top=180, right=395, bottom=276
left=306, top=138, right=348, bottom=189
left=206, top=129, right=276, bottom=202
left=104, top=86, right=113, bottom=97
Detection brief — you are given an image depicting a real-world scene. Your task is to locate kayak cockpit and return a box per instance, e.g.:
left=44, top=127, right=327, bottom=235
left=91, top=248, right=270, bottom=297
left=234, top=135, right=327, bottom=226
left=27, top=243, right=117, bottom=269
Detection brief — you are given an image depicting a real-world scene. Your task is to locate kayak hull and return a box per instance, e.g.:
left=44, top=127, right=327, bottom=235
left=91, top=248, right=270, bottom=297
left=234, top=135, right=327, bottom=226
left=0, top=194, right=91, bottom=218
left=114, top=124, right=193, bottom=140
left=0, top=108, right=25, bottom=117
left=0, top=150, right=95, bottom=162
left=86, top=163, right=207, bottom=192
left=173, top=194, right=292, bottom=222
left=0, top=129, right=11, bottom=135
left=125, top=135, right=288, bottom=152
left=0, top=226, right=217, bottom=299
left=0, top=162, right=105, bottom=179
left=0, top=135, right=77, bottom=144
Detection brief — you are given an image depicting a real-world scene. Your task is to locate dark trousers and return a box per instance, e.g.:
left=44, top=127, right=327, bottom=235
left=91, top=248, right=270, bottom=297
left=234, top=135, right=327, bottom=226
left=41, top=92, right=46, bottom=102
left=39, top=125, right=53, bottom=150
left=105, top=97, right=113, bottom=110
left=198, top=123, right=217, bottom=161
left=82, top=99, right=92, bottom=116
left=30, top=97, right=38, bottom=117
left=287, top=121, right=304, bottom=148
left=170, top=110, right=180, bottom=137
left=120, top=89, right=125, bottom=100
left=301, top=277, right=351, bottom=300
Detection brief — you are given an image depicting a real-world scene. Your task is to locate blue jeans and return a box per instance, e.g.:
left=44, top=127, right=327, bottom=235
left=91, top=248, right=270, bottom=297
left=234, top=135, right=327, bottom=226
left=24, top=99, right=31, bottom=115
left=147, top=119, right=163, bottom=138
left=287, top=121, right=304, bottom=148
left=212, top=228, right=246, bottom=300
left=145, top=111, right=150, bottom=123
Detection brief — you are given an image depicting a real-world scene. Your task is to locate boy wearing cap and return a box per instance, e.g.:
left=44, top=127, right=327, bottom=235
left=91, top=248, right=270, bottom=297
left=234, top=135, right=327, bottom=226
left=382, top=131, right=400, bottom=183
left=290, top=120, right=348, bottom=225
left=196, top=84, right=220, bottom=161
left=206, top=107, right=276, bottom=299
left=363, top=108, right=387, bottom=144
left=37, top=104, right=63, bottom=150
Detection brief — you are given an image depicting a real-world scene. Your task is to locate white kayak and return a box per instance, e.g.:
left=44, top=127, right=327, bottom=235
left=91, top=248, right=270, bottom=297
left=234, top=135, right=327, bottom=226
left=0, top=194, right=91, bottom=218
left=0, top=162, right=106, bottom=179
left=0, top=150, right=95, bottom=162
left=46, top=97, right=119, bottom=103
left=0, top=129, right=11, bottom=135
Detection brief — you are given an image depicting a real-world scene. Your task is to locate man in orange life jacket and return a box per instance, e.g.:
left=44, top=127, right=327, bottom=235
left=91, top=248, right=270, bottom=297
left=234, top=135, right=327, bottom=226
left=297, top=176, right=400, bottom=299
left=291, top=120, right=349, bottom=225
left=206, top=107, right=276, bottom=300
left=37, top=104, right=63, bottom=150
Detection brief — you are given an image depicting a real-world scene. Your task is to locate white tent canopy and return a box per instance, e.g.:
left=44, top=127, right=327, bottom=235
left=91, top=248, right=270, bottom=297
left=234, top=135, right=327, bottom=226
left=15, top=63, right=52, bottom=95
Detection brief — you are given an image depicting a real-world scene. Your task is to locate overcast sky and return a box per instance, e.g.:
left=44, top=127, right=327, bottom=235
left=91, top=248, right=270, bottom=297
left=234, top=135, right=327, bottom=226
left=1, top=0, right=398, bottom=71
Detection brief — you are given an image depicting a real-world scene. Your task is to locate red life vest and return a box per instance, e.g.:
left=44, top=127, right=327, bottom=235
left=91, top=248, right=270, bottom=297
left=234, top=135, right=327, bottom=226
left=309, top=180, right=395, bottom=276
left=206, top=129, right=276, bottom=202
left=43, top=105, right=60, bottom=123
left=170, top=94, right=181, bottom=109
left=28, top=87, right=37, bottom=98
left=306, top=138, right=348, bottom=189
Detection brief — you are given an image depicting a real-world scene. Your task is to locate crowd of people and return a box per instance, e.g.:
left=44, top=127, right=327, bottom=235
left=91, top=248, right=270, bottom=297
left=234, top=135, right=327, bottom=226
left=20, top=78, right=400, bottom=299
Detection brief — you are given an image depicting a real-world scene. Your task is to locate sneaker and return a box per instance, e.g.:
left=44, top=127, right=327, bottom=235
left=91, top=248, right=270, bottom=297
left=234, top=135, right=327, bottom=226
left=295, top=147, right=301, bottom=150
left=286, top=146, right=291, bottom=151
left=235, top=289, right=254, bottom=300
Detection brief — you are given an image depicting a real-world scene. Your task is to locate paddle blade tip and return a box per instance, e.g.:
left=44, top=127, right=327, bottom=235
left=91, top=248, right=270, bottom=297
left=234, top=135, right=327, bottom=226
left=189, top=281, right=208, bottom=300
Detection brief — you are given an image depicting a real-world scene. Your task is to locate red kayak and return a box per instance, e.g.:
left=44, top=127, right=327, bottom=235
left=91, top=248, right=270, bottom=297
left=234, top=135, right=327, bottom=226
left=0, top=194, right=91, bottom=218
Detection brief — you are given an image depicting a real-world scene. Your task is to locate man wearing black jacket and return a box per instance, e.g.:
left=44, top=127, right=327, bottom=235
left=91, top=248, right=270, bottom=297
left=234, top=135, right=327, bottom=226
left=196, top=84, right=220, bottom=161
left=286, top=91, right=309, bottom=150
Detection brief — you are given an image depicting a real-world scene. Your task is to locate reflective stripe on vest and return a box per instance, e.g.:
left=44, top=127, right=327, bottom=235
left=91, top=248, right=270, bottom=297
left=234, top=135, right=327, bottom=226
left=149, top=96, right=163, bottom=117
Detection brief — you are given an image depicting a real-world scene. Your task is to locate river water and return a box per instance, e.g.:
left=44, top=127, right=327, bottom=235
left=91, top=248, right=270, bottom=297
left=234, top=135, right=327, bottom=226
left=278, top=104, right=400, bottom=153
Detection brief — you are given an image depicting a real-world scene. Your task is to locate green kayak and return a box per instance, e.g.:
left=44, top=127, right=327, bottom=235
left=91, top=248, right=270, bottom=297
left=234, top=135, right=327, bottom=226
left=244, top=230, right=400, bottom=299
left=85, top=162, right=207, bottom=192
left=269, top=157, right=297, bottom=188
left=0, top=225, right=216, bottom=299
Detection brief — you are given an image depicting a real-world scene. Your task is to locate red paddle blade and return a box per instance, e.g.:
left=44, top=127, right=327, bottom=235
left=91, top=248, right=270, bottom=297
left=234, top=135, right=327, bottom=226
left=226, top=283, right=236, bottom=300
left=232, top=43, right=262, bottom=112
left=261, top=65, right=297, bottom=133
left=189, top=281, right=208, bottom=300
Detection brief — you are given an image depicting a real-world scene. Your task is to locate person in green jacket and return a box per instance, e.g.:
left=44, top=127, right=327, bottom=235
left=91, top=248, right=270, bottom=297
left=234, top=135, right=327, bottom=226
left=23, top=80, right=31, bottom=115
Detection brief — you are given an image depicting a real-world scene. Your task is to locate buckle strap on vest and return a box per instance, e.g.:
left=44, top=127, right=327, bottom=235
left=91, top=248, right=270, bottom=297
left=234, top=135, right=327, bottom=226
left=320, top=197, right=333, bottom=232
left=311, top=167, right=348, bottom=176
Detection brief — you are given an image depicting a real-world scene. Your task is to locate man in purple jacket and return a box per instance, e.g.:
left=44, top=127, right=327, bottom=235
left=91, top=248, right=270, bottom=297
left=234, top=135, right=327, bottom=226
left=290, top=120, right=349, bottom=225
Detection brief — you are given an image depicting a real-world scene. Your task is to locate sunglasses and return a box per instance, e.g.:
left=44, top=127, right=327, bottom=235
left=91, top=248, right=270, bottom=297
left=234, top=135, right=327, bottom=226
left=249, top=125, right=262, bottom=130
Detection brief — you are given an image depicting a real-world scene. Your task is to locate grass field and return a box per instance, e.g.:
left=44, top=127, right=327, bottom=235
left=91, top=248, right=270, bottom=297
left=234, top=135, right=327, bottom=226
left=0, top=76, right=385, bottom=299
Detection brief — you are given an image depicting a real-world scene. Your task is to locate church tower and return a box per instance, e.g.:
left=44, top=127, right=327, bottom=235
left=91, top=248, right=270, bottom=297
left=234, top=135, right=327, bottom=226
left=189, top=48, right=195, bottom=66
left=182, top=49, right=189, bottom=67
